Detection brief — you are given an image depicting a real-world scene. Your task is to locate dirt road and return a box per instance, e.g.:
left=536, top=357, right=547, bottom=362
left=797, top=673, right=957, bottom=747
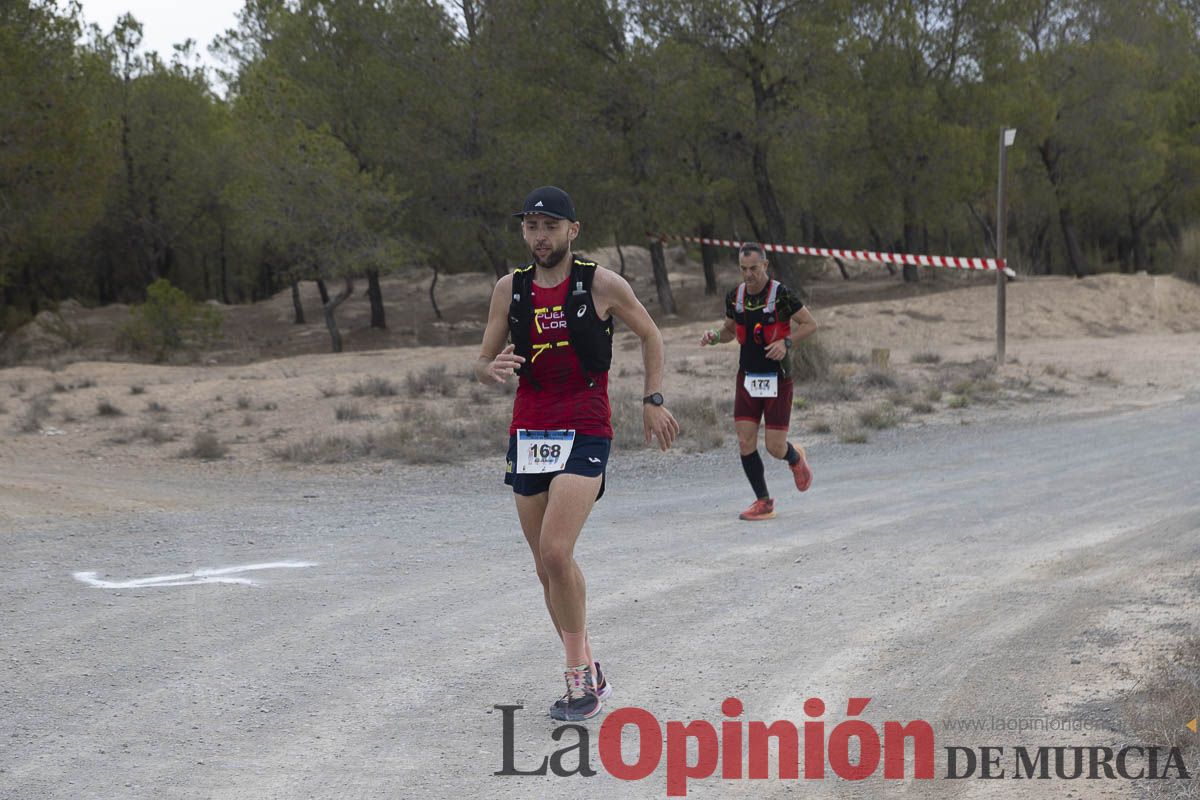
left=2, top=397, right=1199, bottom=799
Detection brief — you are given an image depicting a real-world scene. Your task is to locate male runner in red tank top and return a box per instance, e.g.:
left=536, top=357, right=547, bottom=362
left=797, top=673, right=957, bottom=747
left=700, top=242, right=818, bottom=520
left=475, top=186, right=679, bottom=721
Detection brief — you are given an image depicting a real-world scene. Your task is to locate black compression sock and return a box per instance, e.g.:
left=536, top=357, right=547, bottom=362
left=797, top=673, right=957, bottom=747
left=740, top=450, right=770, bottom=500
left=784, top=442, right=801, bottom=466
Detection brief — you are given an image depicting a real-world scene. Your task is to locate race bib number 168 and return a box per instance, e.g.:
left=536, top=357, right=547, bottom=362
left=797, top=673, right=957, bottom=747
left=516, top=429, right=576, bottom=474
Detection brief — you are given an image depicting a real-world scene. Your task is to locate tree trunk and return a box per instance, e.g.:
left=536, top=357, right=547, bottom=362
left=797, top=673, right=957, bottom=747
left=219, top=221, right=230, bottom=305
left=614, top=234, right=627, bottom=277
left=429, top=265, right=443, bottom=320
left=478, top=229, right=508, bottom=278
left=698, top=221, right=718, bottom=295
left=648, top=239, right=677, bottom=315
left=1039, top=138, right=1090, bottom=278
left=1129, top=213, right=1148, bottom=271
left=868, top=224, right=897, bottom=276
left=290, top=279, right=305, bottom=324
left=316, top=278, right=330, bottom=305
left=813, top=224, right=849, bottom=280
left=752, top=141, right=804, bottom=290
left=901, top=202, right=920, bottom=283
left=1058, top=207, right=1090, bottom=278
left=366, top=268, right=386, bottom=329
left=740, top=198, right=766, bottom=244
left=323, top=275, right=354, bottom=353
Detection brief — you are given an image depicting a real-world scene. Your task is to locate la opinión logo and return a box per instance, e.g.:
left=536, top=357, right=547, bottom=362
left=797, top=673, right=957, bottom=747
left=493, top=697, right=1193, bottom=797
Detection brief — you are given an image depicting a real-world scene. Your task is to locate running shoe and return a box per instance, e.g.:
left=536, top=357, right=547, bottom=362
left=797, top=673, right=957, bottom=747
left=739, top=498, right=776, bottom=521
left=790, top=448, right=814, bottom=492
left=551, top=660, right=611, bottom=717
left=549, top=664, right=602, bottom=721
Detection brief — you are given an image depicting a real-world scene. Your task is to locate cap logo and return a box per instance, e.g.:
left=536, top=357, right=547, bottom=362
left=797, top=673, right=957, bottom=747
left=534, top=201, right=544, bottom=207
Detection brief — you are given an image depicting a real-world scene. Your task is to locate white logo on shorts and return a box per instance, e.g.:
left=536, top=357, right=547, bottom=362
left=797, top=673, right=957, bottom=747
left=588, top=457, right=601, bottom=464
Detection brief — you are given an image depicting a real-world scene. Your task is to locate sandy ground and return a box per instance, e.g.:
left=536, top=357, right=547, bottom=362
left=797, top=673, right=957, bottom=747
left=2, top=263, right=1200, bottom=798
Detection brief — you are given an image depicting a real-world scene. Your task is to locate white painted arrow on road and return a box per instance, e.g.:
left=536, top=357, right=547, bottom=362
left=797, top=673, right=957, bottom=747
left=72, top=561, right=317, bottom=588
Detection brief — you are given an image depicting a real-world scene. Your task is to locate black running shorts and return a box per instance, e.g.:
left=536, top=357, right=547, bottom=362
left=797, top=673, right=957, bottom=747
left=504, top=433, right=610, bottom=500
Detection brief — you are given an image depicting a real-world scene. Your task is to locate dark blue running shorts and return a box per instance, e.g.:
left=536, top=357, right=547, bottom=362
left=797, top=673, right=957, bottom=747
left=504, top=433, right=610, bottom=500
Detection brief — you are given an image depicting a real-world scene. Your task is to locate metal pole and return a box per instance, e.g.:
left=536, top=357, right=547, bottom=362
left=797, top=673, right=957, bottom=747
left=996, top=128, right=1011, bottom=365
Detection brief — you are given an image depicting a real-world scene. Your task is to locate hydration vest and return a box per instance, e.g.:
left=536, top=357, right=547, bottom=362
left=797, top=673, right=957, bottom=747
left=508, top=258, right=614, bottom=384
left=733, top=280, right=790, bottom=345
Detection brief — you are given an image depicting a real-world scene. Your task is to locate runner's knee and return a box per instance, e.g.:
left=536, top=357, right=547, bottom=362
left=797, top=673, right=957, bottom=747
left=539, top=542, right=574, bottom=579
left=765, top=438, right=787, bottom=459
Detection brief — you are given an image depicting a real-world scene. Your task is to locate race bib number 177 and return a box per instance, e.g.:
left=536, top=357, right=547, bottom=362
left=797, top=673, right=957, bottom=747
left=516, top=429, right=576, bottom=474
left=744, top=372, right=779, bottom=398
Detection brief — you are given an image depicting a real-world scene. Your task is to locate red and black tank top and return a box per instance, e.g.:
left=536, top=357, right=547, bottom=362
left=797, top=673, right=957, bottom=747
left=509, top=277, right=613, bottom=438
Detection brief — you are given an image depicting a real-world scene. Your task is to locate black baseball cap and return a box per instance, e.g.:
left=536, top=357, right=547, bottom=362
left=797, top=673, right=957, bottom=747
left=512, top=186, right=577, bottom=222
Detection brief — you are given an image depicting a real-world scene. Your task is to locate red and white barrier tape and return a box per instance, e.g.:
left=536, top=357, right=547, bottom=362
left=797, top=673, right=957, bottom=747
left=653, top=234, right=1015, bottom=278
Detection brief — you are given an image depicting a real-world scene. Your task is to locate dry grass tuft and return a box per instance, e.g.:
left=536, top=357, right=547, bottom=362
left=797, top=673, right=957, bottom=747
left=96, top=399, right=125, bottom=417
left=180, top=431, right=228, bottom=460
left=351, top=376, right=400, bottom=398
left=857, top=403, right=900, bottom=430
left=405, top=366, right=456, bottom=398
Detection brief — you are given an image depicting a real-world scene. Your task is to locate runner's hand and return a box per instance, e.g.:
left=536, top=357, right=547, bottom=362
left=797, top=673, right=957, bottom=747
left=765, top=339, right=788, bottom=361
left=700, top=329, right=720, bottom=346
left=487, top=344, right=525, bottom=383
left=643, top=404, right=679, bottom=451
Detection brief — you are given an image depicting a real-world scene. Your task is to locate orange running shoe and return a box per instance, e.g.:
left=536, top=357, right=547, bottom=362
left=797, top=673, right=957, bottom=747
left=739, top=498, right=776, bottom=521
left=790, top=448, right=813, bottom=492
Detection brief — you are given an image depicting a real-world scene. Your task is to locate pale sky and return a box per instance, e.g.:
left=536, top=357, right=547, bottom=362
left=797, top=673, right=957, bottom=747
left=77, top=0, right=244, bottom=71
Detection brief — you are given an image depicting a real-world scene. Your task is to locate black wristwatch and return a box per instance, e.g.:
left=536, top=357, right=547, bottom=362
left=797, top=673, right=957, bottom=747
left=642, top=392, right=664, bottom=407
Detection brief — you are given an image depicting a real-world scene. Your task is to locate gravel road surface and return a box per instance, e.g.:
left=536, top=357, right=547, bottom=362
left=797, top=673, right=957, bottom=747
left=3, top=398, right=1199, bottom=799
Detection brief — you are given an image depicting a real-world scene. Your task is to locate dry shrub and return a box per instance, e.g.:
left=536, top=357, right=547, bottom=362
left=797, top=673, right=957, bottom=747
left=351, top=376, right=399, bottom=397
left=96, top=399, right=124, bottom=417
left=610, top=391, right=724, bottom=453
left=108, top=423, right=176, bottom=445
left=861, top=368, right=898, bottom=389
left=804, top=377, right=862, bottom=403
left=790, top=335, right=832, bottom=382
left=405, top=365, right=456, bottom=398
left=838, top=428, right=868, bottom=444
left=273, top=435, right=368, bottom=464
left=180, top=431, right=228, bottom=460
left=857, top=403, right=899, bottom=430
left=833, top=349, right=868, bottom=365
left=275, top=403, right=508, bottom=464
left=912, top=352, right=942, bottom=364
left=1120, top=636, right=1200, bottom=798
left=335, top=403, right=376, bottom=422
left=15, top=394, right=54, bottom=432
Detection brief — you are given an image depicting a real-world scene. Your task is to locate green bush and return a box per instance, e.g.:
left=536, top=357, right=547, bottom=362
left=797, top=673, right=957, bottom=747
left=118, top=279, right=221, bottom=361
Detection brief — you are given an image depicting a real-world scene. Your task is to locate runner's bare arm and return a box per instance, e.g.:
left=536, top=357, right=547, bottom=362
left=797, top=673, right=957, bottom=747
left=791, top=307, right=817, bottom=341
left=595, top=268, right=680, bottom=450
left=765, top=307, right=818, bottom=360
left=701, top=317, right=736, bottom=346
left=475, top=274, right=525, bottom=384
